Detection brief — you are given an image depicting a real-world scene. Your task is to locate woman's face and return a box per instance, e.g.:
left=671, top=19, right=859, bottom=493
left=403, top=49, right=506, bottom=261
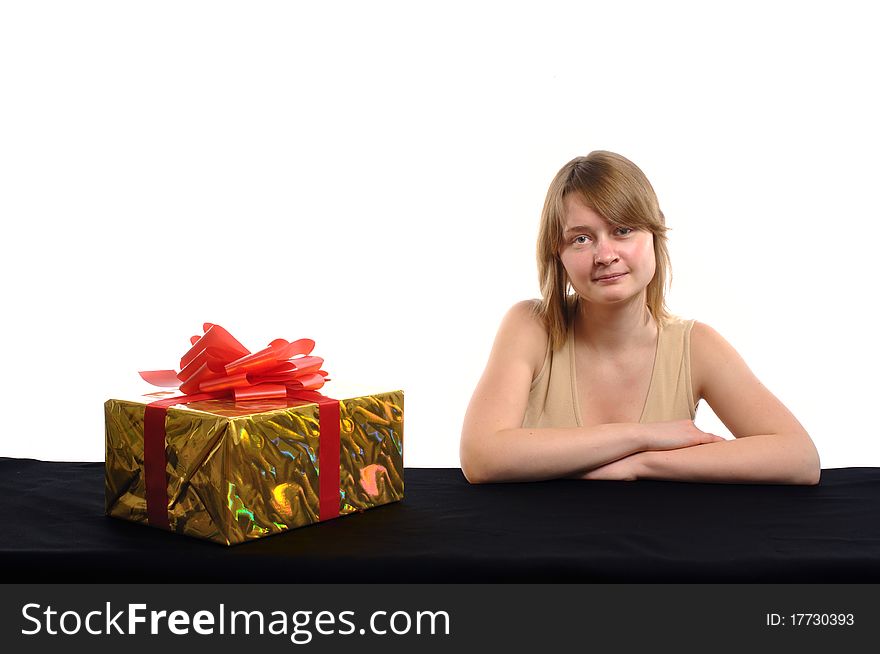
left=558, top=194, right=656, bottom=308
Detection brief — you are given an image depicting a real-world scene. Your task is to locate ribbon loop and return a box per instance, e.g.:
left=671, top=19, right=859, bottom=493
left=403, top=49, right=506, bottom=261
left=140, top=325, right=330, bottom=401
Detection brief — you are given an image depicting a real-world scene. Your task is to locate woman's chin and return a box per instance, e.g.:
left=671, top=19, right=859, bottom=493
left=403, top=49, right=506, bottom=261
left=580, top=292, right=644, bottom=307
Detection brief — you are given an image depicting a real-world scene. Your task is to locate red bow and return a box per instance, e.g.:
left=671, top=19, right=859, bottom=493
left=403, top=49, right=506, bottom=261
left=139, top=323, right=330, bottom=401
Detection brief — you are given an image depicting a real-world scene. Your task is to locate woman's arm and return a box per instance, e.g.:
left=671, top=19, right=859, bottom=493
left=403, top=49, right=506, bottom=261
left=581, top=322, right=821, bottom=485
left=637, top=432, right=818, bottom=484
left=463, top=423, right=649, bottom=484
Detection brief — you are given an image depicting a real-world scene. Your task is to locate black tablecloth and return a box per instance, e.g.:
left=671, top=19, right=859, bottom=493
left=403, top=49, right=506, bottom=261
left=2, top=458, right=879, bottom=582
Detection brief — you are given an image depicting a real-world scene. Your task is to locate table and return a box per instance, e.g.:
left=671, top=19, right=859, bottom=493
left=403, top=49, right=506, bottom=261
left=3, top=458, right=878, bottom=582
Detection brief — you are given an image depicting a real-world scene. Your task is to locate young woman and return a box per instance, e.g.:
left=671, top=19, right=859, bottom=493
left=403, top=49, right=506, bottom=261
left=459, top=151, right=820, bottom=485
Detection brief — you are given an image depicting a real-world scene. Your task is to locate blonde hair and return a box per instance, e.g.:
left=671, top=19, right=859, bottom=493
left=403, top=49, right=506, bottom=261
left=534, top=151, right=672, bottom=351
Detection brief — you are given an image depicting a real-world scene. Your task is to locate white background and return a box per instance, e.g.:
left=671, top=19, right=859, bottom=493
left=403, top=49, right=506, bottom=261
left=1, top=1, right=877, bottom=469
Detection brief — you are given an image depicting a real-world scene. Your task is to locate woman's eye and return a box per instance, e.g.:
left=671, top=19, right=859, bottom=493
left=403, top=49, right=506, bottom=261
left=573, top=235, right=590, bottom=245
left=616, top=227, right=634, bottom=236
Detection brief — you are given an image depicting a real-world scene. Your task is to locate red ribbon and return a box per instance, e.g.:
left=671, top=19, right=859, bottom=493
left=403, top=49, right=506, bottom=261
left=139, top=323, right=340, bottom=530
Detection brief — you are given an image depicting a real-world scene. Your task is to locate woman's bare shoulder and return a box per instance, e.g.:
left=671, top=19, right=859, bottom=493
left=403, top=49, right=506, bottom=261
left=689, top=320, right=734, bottom=353
left=501, top=299, right=551, bottom=382
left=504, top=299, right=549, bottom=333
left=688, top=320, right=746, bottom=399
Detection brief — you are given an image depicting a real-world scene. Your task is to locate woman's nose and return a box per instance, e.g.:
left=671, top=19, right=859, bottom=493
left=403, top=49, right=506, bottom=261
left=594, top=240, right=619, bottom=265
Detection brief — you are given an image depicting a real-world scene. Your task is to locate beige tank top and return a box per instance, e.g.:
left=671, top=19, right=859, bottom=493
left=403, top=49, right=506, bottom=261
left=521, top=315, right=699, bottom=428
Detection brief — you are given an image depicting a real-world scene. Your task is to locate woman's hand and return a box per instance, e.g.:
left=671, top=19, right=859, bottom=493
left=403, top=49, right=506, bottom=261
left=568, top=423, right=729, bottom=481
left=644, top=420, right=726, bottom=451
left=568, top=451, right=649, bottom=481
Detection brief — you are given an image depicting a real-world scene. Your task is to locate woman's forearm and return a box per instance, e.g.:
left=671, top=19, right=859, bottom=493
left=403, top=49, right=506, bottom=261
left=637, top=432, right=821, bottom=485
left=461, top=423, right=646, bottom=484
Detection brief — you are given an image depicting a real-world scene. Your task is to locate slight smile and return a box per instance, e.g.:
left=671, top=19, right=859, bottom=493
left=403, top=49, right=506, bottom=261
left=594, top=273, right=628, bottom=282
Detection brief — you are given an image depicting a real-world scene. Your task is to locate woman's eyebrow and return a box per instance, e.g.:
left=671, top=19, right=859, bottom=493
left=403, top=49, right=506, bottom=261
left=563, top=224, right=597, bottom=235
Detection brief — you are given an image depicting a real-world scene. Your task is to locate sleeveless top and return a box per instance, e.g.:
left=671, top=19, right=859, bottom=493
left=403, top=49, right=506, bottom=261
left=521, top=314, right=700, bottom=428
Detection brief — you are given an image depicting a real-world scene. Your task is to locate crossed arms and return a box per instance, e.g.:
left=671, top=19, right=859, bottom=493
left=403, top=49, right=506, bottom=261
left=459, top=305, right=820, bottom=485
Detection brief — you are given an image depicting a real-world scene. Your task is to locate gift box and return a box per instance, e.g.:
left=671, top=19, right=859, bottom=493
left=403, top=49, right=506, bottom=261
left=104, top=324, right=404, bottom=545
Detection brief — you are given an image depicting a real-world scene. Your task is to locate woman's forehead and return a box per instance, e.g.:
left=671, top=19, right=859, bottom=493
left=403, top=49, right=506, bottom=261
left=562, top=194, right=611, bottom=228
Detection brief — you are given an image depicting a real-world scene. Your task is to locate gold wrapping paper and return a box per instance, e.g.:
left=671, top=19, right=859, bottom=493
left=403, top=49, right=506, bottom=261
left=105, top=389, right=404, bottom=545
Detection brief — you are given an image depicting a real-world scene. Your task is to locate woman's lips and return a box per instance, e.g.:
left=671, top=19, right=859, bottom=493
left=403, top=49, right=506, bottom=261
left=594, top=273, right=627, bottom=283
